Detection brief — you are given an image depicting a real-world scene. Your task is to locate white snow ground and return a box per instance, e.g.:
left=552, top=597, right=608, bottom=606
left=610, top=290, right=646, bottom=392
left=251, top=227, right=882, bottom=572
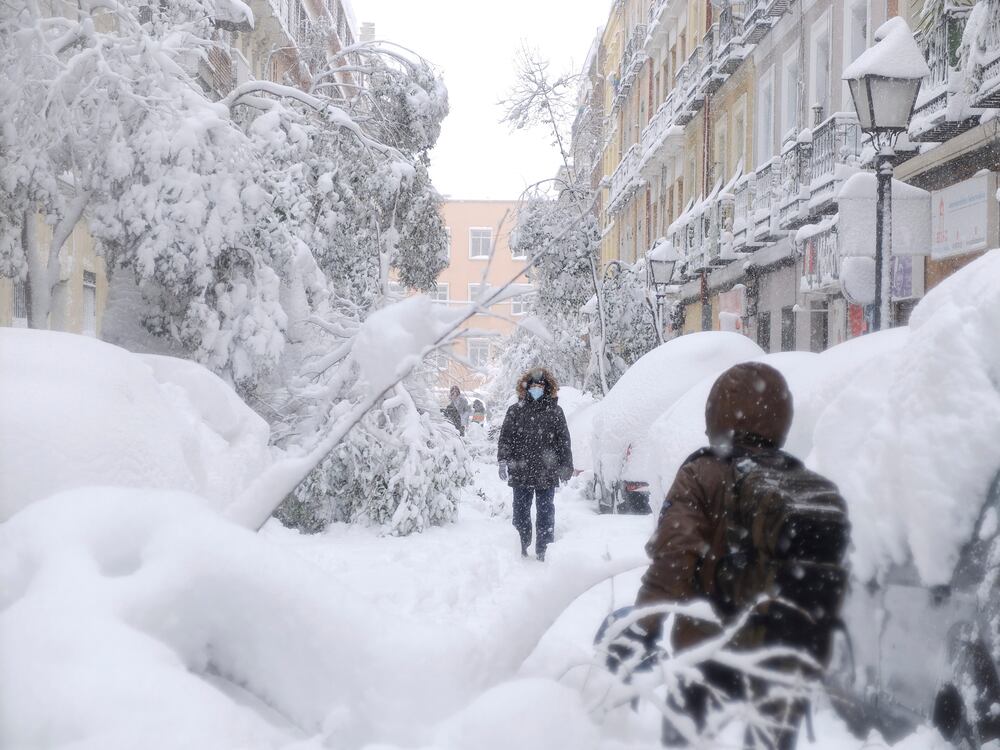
left=0, top=465, right=950, bottom=750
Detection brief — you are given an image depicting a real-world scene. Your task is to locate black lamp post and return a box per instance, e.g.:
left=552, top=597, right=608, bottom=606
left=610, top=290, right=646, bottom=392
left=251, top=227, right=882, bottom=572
left=646, top=239, right=679, bottom=342
left=844, top=19, right=927, bottom=332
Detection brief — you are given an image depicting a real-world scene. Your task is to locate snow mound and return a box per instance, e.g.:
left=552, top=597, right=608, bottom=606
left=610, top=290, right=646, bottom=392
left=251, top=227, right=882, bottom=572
left=812, top=249, right=1000, bottom=584
left=0, top=329, right=272, bottom=520
left=559, top=387, right=599, bottom=472
left=591, top=332, right=763, bottom=482
left=435, top=679, right=598, bottom=750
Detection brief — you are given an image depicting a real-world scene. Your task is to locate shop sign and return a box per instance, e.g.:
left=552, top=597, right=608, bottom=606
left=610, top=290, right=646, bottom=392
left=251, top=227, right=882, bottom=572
left=931, top=173, right=990, bottom=260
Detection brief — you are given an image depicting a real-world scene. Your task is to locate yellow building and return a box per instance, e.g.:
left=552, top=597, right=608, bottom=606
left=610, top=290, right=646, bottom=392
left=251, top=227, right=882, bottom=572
left=434, top=201, right=530, bottom=393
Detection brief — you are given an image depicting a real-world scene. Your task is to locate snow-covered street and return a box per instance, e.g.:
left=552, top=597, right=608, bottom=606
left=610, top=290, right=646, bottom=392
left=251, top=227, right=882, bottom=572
left=1, top=455, right=955, bottom=750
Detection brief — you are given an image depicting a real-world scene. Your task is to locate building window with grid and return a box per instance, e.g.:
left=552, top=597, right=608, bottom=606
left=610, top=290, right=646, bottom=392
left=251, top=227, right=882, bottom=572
left=11, top=279, right=28, bottom=328
left=509, top=295, right=528, bottom=316
left=467, top=338, right=491, bottom=368
left=429, top=283, right=449, bottom=304
left=469, top=228, right=493, bottom=259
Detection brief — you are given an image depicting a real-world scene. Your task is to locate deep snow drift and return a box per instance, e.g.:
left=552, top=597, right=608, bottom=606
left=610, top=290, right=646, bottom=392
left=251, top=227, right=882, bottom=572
left=0, top=329, right=273, bottom=521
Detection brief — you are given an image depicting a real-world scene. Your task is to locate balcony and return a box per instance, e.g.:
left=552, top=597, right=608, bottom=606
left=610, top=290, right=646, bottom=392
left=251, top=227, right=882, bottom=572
left=799, top=218, right=840, bottom=294
left=607, top=143, right=642, bottom=214
left=732, top=173, right=755, bottom=252
left=698, top=26, right=725, bottom=97
left=742, top=0, right=774, bottom=45
left=777, top=137, right=812, bottom=231
left=808, top=113, right=862, bottom=216
left=910, top=10, right=980, bottom=142
left=751, top=157, right=783, bottom=243
left=646, top=0, right=685, bottom=53
left=716, top=5, right=748, bottom=75
left=765, top=0, right=789, bottom=17
left=638, top=93, right=684, bottom=179
left=620, top=24, right=649, bottom=91
left=970, top=0, right=1000, bottom=108
left=673, top=59, right=697, bottom=125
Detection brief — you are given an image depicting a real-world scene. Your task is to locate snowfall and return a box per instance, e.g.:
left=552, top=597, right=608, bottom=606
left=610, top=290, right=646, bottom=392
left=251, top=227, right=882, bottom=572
left=3, top=251, right=1000, bottom=750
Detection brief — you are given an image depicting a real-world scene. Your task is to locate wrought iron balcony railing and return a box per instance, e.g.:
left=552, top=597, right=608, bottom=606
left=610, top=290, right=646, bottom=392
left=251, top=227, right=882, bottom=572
left=971, top=0, right=1000, bottom=108
left=808, top=112, right=862, bottom=217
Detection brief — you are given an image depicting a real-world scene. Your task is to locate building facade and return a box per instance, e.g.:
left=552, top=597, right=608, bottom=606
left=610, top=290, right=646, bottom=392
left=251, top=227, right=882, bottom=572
left=586, top=0, right=1000, bottom=353
left=434, top=201, right=530, bottom=393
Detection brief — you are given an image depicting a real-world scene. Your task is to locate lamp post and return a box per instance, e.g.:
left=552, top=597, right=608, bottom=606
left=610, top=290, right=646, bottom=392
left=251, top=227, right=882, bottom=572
left=844, top=18, right=928, bottom=332
left=646, top=239, right=679, bottom=343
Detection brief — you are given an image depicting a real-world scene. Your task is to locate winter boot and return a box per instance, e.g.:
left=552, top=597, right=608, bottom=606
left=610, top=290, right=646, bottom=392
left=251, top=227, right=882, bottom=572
left=536, top=549, right=545, bottom=562
left=521, top=543, right=529, bottom=558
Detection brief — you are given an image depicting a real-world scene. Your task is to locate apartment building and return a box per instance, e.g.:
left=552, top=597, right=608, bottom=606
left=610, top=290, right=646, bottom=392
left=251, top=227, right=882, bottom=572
left=434, top=201, right=530, bottom=393
left=590, top=0, right=1000, bottom=352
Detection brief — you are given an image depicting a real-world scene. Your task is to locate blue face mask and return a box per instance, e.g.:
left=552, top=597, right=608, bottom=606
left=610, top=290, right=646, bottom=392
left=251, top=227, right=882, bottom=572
left=528, top=385, right=544, bottom=400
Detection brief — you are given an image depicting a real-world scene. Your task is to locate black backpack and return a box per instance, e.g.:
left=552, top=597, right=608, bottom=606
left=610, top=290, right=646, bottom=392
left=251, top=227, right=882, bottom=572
left=702, top=449, right=851, bottom=667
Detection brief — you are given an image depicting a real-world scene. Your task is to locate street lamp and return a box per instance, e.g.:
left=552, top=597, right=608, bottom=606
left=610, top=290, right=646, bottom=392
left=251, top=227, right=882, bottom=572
left=844, top=17, right=928, bottom=332
left=646, top=238, right=679, bottom=342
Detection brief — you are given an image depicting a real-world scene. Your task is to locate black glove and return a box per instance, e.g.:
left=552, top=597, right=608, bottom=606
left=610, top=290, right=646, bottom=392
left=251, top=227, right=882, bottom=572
left=605, top=623, right=658, bottom=678
left=498, top=461, right=508, bottom=481
left=558, top=465, right=573, bottom=483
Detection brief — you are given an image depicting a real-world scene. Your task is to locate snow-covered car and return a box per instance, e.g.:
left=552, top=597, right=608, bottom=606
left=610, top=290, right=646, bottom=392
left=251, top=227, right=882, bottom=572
left=809, top=252, right=1000, bottom=747
left=589, top=332, right=763, bottom=514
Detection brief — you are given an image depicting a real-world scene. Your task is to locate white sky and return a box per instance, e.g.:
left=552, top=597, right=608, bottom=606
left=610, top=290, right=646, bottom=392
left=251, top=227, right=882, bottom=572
left=356, top=0, right=612, bottom=200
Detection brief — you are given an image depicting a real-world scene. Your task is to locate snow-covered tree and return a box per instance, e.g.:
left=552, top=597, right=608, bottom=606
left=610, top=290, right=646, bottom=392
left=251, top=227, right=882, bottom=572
left=594, top=261, right=660, bottom=385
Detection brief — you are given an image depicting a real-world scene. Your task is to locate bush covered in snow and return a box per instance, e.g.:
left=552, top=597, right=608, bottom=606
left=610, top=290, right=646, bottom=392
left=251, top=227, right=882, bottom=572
left=277, top=392, right=472, bottom=535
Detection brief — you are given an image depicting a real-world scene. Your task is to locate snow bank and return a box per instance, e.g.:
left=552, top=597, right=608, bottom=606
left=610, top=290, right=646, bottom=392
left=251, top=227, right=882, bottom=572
left=591, top=332, right=763, bottom=482
left=559, top=387, right=599, bottom=472
left=811, top=250, right=1000, bottom=584
left=0, top=329, right=272, bottom=520
left=634, top=330, right=909, bottom=512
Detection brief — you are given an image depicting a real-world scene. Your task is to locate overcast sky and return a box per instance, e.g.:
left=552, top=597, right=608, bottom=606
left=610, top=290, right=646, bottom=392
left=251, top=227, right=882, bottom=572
left=357, top=0, right=612, bottom=200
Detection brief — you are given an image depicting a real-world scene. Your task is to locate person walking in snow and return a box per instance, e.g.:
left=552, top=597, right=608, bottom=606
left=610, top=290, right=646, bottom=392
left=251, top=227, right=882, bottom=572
left=616, top=362, right=849, bottom=749
left=449, top=386, right=471, bottom=431
left=497, top=368, right=573, bottom=562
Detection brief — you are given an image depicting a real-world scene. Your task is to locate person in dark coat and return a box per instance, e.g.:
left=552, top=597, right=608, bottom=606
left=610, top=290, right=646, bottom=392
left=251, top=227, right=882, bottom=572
left=627, top=362, right=825, bottom=749
left=497, top=368, right=573, bottom=561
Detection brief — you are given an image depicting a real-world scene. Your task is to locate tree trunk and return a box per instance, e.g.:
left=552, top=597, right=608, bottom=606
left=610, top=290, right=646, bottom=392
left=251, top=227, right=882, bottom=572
left=23, top=211, right=48, bottom=329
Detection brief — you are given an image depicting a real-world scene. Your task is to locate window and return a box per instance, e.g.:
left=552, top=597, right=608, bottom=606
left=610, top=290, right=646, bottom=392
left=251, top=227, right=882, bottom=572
left=757, top=310, right=772, bottom=352
left=510, top=295, right=528, bottom=316
left=11, top=279, right=28, bottom=328
left=757, top=68, right=775, bottom=163
left=468, top=283, right=493, bottom=303
left=82, top=271, right=97, bottom=336
left=428, top=282, right=449, bottom=304
left=388, top=281, right=406, bottom=296
left=734, top=97, right=747, bottom=168
left=467, top=339, right=491, bottom=368
left=810, top=302, right=828, bottom=352
left=511, top=235, right=527, bottom=260
left=810, top=14, right=832, bottom=121
left=781, top=46, right=800, bottom=140
left=469, top=227, right=492, bottom=258
left=844, top=1, right=869, bottom=111
left=780, top=305, right=796, bottom=351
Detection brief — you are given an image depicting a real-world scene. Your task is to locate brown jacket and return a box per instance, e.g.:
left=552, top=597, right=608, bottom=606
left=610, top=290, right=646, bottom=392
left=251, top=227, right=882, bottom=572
left=635, top=362, right=794, bottom=649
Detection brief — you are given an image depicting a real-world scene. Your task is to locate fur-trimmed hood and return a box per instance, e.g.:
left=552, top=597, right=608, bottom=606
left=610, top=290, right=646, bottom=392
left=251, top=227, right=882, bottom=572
left=515, top=367, right=559, bottom=402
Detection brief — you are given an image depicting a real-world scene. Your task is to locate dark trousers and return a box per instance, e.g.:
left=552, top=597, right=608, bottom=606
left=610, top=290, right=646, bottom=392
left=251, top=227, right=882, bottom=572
left=512, top=486, right=555, bottom=555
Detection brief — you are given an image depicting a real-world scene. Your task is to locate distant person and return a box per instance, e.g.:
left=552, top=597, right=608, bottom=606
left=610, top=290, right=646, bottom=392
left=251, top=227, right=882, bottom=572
left=449, top=386, right=471, bottom=430
left=471, top=399, right=486, bottom=425
left=618, top=363, right=849, bottom=748
left=441, top=400, right=464, bottom=436
left=497, top=368, right=573, bottom=561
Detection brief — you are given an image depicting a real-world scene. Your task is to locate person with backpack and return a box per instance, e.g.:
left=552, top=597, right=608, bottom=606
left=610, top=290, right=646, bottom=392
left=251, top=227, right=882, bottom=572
left=618, top=362, right=850, bottom=749
left=497, top=368, right=573, bottom=562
